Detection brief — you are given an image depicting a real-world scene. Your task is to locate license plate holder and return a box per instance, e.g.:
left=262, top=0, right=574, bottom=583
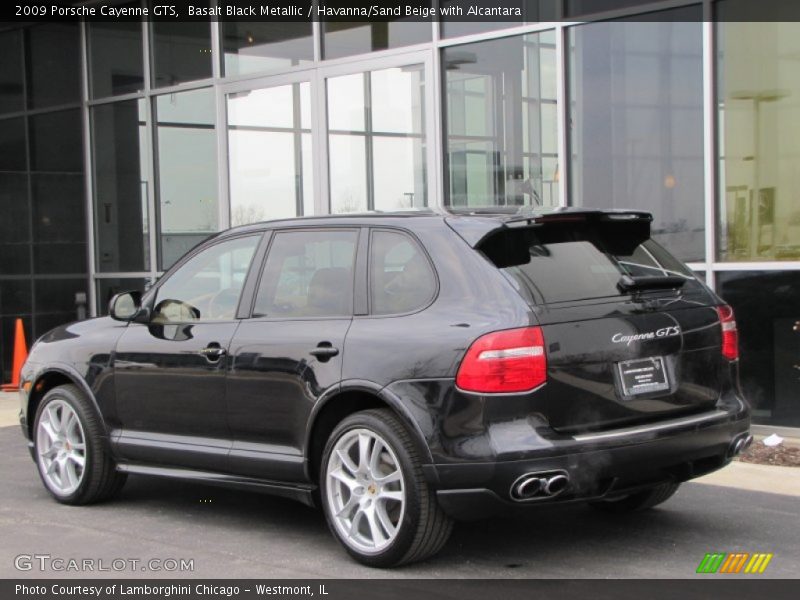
left=617, top=356, right=670, bottom=397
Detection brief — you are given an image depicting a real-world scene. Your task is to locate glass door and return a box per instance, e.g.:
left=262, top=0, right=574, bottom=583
left=221, top=51, right=438, bottom=225
left=319, top=52, right=438, bottom=214
left=223, top=74, right=314, bottom=226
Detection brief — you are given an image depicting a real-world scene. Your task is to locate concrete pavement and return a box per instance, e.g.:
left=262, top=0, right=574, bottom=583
left=0, top=391, right=18, bottom=428
left=3, top=388, right=798, bottom=577
left=0, top=424, right=798, bottom=578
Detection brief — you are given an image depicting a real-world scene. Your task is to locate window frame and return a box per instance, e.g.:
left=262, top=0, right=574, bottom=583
left=247, top=226, right=363, bottom=321
left=365, top=226, right=439, bottom=318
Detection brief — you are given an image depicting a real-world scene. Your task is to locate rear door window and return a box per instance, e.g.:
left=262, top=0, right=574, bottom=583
left=253, top=229, right=358, bottom=318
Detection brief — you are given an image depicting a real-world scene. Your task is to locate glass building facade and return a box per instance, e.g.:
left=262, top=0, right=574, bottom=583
left=0, top=1, right=799, bottom=428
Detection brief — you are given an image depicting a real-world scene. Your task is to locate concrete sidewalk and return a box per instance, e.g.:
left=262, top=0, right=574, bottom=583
left=2, top=389, right=798, bottom=496
left=0, top=391, right=18, bottom=428
left=694, top=461, right=800, bottom=495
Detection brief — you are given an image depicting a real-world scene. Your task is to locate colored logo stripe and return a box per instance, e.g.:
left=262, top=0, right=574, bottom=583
left=697, top=553, right=726, bottom=573
left=697, top=553, right=773, bottom=574
left=719, top=553, right=749, bottom=573
left=745, top=553, right=774, bottom=574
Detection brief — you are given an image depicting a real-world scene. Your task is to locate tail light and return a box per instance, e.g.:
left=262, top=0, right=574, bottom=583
left=716, top=305, right=739, bottom=361
left=456, top=326, right=547, bottom=394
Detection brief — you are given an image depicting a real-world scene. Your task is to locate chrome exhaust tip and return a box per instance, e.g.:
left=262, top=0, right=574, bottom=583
left=732, top=438, right=745, bottom=456
left=510, top=471, right=570, bottom=501
left=512, top=476, right=544, bottom=500
left=543, top=474, right=569, bottom=497
left=728, top=433, right=753, bottom=457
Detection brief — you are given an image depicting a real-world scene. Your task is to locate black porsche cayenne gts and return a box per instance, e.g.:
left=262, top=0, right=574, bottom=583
left=18, top=207, right=751, bottom=567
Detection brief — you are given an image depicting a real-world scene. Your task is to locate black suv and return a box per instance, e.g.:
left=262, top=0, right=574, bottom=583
left=18, top=208, right=751, bottom=567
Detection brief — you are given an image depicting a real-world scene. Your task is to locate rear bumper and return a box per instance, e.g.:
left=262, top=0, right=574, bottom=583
left=432, top=404, right=750, bottom=520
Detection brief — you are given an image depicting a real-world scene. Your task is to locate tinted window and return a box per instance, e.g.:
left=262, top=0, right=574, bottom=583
left=717, top=270, right=800, bottom=427
left=370, top=230, right=435, bottom=315
left=26, top=24, right=81, bottom=109
left=153, top=235, right=259, bottom=323
left=0, top=29, right=24, bottom=114
left=323, top=19, right=431, bottom=60
left=568, top=10, right=705, bottom=262
left=222, top=22, right=313, bottom=77
left=87, top=16, right=144, bottom=98
left=328, top=67, right=428, bottom=213
left=227, top=82, right=313, bottom=225
left=483, top=227, right=699, bottom=305
left=717, top=20, right=800, bottom=262
left=29, top=110, right=86, bottom=275
left=151, top=21, right=212, bottom=87
left=444, top=31, right=558, bottom=209
left=0, top=117, right=26, bottom=172
left=92, top=100, right=150, bottom=272
left=155, top=88, right=218, bottom=269
left=254, top=230, right=358, bottom=318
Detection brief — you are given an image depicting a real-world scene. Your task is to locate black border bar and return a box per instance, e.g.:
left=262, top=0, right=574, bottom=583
left=4, top=0, right=800, bottom=23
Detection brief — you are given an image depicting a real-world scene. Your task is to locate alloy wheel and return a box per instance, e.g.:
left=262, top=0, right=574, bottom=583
left=325, top=428, right=406, bottom=554
left=36, top=399, right=87, bottom=496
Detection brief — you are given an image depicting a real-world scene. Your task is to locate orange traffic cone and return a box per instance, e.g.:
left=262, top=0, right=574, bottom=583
left=2, top=318, right=28, bottom=391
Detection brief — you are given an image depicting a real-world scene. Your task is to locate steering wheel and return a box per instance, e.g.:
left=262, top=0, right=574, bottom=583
left=207, top=288, right=240, bottom=320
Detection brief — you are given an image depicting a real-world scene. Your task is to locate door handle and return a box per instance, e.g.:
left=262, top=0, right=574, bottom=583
left=200, top=344, right=227, bottom=361
left=309, top=343, right=339, bottom=361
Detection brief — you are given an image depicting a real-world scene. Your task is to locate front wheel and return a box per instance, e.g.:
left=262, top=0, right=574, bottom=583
left=33, top=384, right=127, bottom=505
left=320, top=409, right=452, bottom=567
left=589, top=482, right=681, bottom=513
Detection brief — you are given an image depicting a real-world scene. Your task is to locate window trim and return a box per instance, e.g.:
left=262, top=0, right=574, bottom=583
left=246, top=226, right=362, bottom=321
left=364, top=226, right=440, bottom=318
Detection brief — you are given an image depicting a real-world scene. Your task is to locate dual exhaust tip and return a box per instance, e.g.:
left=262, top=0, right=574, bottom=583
left=729, top=433, right=754, bottom=458
left=510, top=434, right=752, bottom=501
left=510, top=471, right=570, bottom=501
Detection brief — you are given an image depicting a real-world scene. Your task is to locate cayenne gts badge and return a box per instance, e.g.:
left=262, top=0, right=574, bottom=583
left=611, top=326, right=681, bottom=346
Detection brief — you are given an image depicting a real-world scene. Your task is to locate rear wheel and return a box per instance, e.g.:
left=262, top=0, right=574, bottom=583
left=320, top=409, right=452, bottom=567
left=33, top=384, right=126, bottom=505
left=589, top=482, right=681, bottom=513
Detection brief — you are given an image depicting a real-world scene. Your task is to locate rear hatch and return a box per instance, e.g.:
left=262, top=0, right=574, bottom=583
left=448, top=210, right=726, bottom=433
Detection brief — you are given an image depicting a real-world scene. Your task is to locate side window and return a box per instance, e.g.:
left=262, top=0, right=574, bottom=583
left=153, top=235, right=260, bottom=323
left=370, top=230, right=436, bottom=315
left=253, top=230, right=358, bottom=318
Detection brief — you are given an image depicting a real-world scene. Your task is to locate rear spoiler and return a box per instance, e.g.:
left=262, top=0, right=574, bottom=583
left=445, top=209, right=653, bottom=255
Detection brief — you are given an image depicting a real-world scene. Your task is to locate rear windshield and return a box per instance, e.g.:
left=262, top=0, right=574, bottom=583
left=478, top=225, right=702, bottom=305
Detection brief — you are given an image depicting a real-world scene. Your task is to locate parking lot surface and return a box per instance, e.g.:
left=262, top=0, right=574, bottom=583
left=1, top=426, right=798, bottom=579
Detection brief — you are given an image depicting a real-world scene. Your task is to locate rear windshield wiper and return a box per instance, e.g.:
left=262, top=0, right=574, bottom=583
left=617, top=275, right=687, bottom=293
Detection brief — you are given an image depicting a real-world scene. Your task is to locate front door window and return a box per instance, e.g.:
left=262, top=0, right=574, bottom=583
left=153, top=234, right=260, bottom=323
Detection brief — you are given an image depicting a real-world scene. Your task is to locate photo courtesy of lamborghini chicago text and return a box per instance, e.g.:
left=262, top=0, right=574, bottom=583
left=0, top=0, right=798, bottom=598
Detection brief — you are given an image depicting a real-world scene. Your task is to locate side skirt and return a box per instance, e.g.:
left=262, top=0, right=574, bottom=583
left=116, top=463, right=318, bottom=507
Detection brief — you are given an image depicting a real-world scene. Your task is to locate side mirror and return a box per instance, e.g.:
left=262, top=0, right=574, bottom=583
left=109, top=291, right=144, bottom=322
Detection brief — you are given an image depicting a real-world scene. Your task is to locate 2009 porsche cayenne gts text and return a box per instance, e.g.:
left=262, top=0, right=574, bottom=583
left=18, top=208, right=751, bottom=567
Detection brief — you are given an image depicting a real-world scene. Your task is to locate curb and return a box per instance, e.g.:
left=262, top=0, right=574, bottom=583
left=693, top=461, right=800, bottom=496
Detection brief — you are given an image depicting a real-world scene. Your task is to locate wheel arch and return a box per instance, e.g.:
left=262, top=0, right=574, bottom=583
left=27, top=365, right=108, bottom=439
left=304, top=380, right=435, bottom=483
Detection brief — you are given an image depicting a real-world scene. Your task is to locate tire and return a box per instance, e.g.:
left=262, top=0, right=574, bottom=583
left=320, top=408, right=453, bottom=567
left=33, top=384, right=127, bottom=505
left=589, top=482, right=681, bottom=514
